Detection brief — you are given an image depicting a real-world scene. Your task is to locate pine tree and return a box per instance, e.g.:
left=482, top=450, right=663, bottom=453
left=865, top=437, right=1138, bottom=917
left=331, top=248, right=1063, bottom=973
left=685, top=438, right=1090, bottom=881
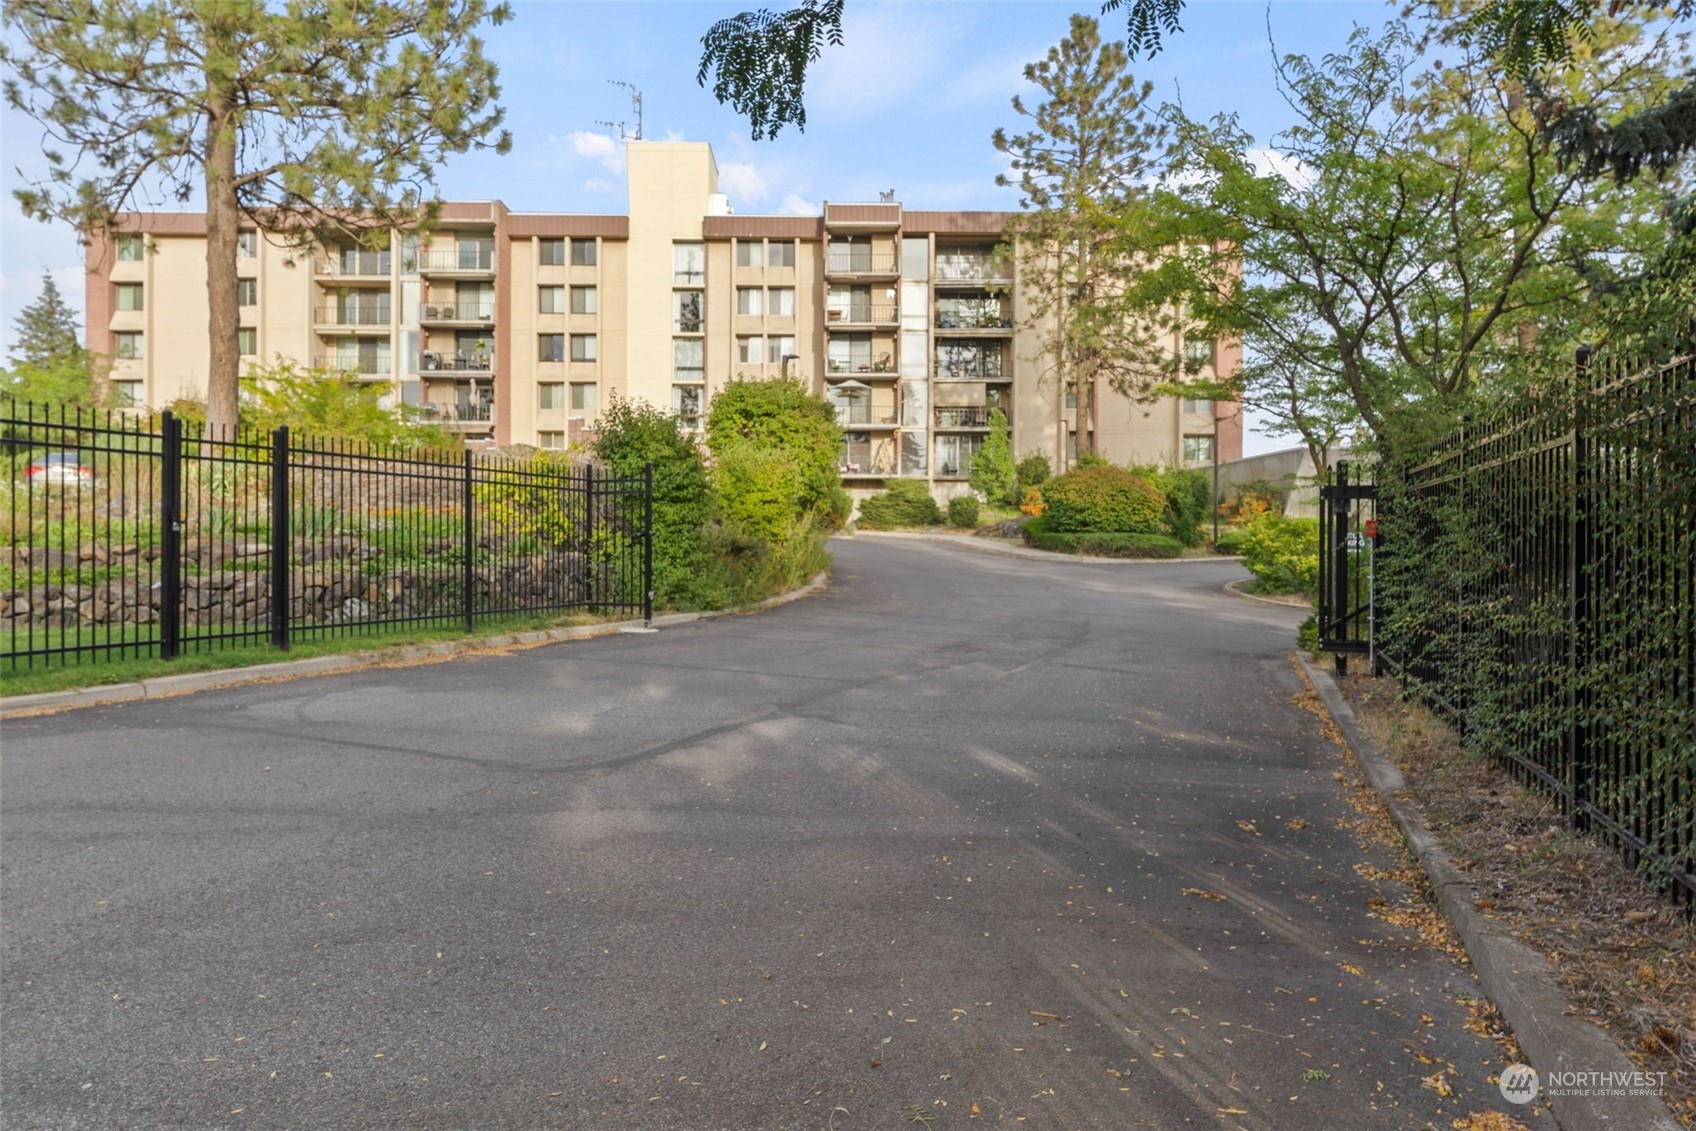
left=9, top=272, right=82, bottom=368
left=3, top=1, right=512, bottom=434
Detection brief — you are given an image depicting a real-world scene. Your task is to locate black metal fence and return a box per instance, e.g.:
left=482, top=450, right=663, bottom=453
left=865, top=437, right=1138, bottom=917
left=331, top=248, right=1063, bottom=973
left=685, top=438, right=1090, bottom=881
left=3, top=402, right=652, bottom=673
left=1365, top=350, right=1696, bottom=897
left=1317, top=460, right=1377, bottom=673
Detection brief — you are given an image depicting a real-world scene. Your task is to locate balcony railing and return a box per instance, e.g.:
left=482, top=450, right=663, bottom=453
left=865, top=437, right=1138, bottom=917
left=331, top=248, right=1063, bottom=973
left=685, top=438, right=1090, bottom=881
left=313, top=355, right=393, bottom=376
left=314, top=306, right=391, bottom=326
left=825, top=254, right=899, bottom=275
left=420, top=350, right=494, bottom=373
left=934, top=406, right=991, bottom=428
left=827, top=355, right=894, bottom=375
left=315, top=252, right=392, bottom=277
left=935, top=359, right=1006, bottom=381
left=833, top=405, right=898, bottom=426
left=420, top=302, right=495, bottom=322
left=417, top=249, right=496, bottom=273
left=839, top=442, right=894, bottom=475
left=935, top=256, right=1010, bottom=285
left=936, top=305, right=1012, bottom=331
left=825, top=304, right=898, bottom=324
left=420, top=401, right=495, bottom=424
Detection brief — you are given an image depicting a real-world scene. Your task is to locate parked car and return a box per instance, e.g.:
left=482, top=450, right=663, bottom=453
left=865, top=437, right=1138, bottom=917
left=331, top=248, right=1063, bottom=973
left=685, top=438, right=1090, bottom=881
left=22, top=451, right=95, bottom=487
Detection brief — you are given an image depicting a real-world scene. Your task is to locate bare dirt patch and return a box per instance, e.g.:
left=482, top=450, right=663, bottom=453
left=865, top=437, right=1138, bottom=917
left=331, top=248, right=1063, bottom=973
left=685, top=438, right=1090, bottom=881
left=1340, top=671, right=1696, bottom=1126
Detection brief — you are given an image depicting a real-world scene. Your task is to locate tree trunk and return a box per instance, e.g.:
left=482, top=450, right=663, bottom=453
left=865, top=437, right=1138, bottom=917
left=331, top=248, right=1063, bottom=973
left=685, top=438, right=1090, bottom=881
left=202, top=51, right=240, bottom=435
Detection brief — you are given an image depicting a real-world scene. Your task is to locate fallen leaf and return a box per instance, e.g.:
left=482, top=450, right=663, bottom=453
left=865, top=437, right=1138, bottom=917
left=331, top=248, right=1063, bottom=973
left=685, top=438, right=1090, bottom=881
left=1422, top=1071, right=1453, bottom=1097
left=1181, top=888, right=1227, bottom=901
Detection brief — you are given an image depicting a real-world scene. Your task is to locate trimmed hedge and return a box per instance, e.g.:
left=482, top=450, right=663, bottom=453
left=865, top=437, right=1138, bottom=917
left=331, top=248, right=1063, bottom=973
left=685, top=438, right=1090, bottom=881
left=1213, top=527, right=1251, bottom=555
left=947, top=494, right=980, bottom=528
left=1038, top=465, right=1164, bottom=534
left=857, top=479, right=943, bottom=529
left=1022, top=516, right=1184, bottom=558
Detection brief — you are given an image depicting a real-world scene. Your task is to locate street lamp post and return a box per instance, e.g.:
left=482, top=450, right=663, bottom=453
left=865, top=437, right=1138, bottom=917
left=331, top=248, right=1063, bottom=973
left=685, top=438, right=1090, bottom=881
left=781, top=353, right=800, bottom=381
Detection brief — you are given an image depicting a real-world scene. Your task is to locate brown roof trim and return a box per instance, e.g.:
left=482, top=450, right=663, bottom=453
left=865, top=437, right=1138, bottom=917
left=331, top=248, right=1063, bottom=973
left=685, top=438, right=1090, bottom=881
left=505, top=215, right=630, bottom=239
left=823, top=203, right=901, bottom=227
left=701, top=215, right=824, bottom=239
left=902, top=211, right=1016, bottom=236
left=112, top=213, right=209, bottom=236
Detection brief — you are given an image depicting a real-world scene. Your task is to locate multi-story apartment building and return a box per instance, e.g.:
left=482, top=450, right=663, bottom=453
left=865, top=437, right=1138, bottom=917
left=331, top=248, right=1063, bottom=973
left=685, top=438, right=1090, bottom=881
left=86, top=141, right=1241, bottom=497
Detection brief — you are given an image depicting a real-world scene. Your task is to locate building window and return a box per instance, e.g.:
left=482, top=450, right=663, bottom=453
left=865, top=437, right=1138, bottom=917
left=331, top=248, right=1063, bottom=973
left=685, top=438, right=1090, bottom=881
left=571, top=238, right=597, bottom=266
left=538, top=382, right=565, bottom=410
left=238, top=328, right=257, bottom=356
left=237, top=230, right=258, bottom=258
left=1183, top=337, right=1214, bottom=371
left=539, top=286, right=565, bottom=314
left=673, top=291, right=703, bottom=333
left=539, top=238, right=566, bottom=266
left=673, top=338, right=704, bottom=381
left=570, top=333, right=597, bottom=362
left=114, top=332, right=143, bottom=359
left=768, top=287, right=796, bottom=316
left=768, top=240, right=796, bottom=268
left=1181, top=396, right=1214, bottom=414
left=571, top=285, right=597, bottom=314
left=736, top=241, right=763, bottom=268
left=538, top=431, right=567, bottom=450
left=539, top=334, right=564, bottom=362
left=236, top=278, right=257, bottom=306
left=737, top=336, right=764, bottom=364
left=1183, top=434, right=1216, bottom=463
left=111, top=379, right=143, bottom=407
left=736, top=287, right=763, bottom=316
left=116, top=234, right=144, bottom=261
left=673, top=242, right=705, bottom=284
left=116, top=283, right=144, bottom=311
left=673, top=384, right=703, bottom=422
left=766, top=335, right=797, bottom=364
left=570, top=382, right=598, bottom=411
left=936, top=434, right=983, bottom=477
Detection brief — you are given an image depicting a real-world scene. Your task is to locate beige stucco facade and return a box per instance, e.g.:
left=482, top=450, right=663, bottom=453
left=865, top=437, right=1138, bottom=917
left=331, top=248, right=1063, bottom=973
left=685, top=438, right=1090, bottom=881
left=86, top=140, right=1241, bottom=493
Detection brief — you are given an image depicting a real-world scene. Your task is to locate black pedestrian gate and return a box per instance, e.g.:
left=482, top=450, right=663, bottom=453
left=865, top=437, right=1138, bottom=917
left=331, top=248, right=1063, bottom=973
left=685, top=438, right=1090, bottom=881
left=1317, top=460, right=1377, bottom=675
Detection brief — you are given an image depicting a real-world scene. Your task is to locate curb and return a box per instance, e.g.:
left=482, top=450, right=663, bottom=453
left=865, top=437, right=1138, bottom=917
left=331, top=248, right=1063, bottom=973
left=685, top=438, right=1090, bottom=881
left=1299, top=655, right=1677, bottom=1131
left=1222, top=578, right=1314, bottom=609
left=0, top=571, right=829, bottom=719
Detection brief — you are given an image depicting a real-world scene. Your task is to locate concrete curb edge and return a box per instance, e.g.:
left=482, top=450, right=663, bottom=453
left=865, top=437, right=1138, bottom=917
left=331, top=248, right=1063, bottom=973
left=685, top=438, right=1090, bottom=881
left=1299, top=654, right=1676, bottom=1131
left=0, top=571, right=830, bottom=719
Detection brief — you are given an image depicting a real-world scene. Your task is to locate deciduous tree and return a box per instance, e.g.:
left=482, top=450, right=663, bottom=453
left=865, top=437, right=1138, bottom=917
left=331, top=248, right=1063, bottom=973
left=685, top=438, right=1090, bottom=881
left=3, top=0, right=512, bottom=434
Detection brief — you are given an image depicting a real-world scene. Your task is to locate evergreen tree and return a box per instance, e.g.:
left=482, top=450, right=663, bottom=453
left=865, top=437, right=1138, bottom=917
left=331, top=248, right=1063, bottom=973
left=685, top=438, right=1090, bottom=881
left=3, top=1, right=512, bottom=434
left=968, top=407, right=1017, bottom=507
left=8, top=272, right=82, bottom=368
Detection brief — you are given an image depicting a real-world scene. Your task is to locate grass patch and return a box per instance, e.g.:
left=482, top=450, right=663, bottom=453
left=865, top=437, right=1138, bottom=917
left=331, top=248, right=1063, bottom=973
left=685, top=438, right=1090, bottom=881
left=0, top=610, right=621, bottom=699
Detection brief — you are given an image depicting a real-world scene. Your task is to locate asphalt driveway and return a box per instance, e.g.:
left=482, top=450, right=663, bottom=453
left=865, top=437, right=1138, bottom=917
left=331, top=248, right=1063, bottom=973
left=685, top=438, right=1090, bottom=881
left=0, top=536, right=1548, bottom=1129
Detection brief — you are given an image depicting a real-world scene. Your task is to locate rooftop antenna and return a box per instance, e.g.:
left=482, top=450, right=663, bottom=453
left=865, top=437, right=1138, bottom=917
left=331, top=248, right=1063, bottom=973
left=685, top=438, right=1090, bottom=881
left=879, top=189, right=896, bottom=202
left=597, top=80, right=644, bottom=141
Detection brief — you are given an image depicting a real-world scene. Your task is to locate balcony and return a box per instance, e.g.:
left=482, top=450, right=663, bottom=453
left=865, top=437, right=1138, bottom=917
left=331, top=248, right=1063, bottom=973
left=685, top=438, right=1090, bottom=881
left=934, top=406, right=991, bottom=429
left=313, top=355, right=393, bottom=378
left=420, top=350, right=494, bottom=374
left=936, top=299, right=1012, bottom=333
left=314, top=251, right=392, bottom=279
left=934, top=255, right=1011, bottom=288
left=314, top=306, right=392, bottom=329
left=827, top=355, right=894, bottom=376
left=825, top=253, right=899, bottom=278
left=417, top=248, right=496, bottom=275
left=833, top=404, right=898, bottom=427
left=420, top=400, right=495, bottom=429
left=839, top=440, right=895, bottom=477
left=825, top=304, right=898, bottom=326
left=420, top=302, right=496, bottom=325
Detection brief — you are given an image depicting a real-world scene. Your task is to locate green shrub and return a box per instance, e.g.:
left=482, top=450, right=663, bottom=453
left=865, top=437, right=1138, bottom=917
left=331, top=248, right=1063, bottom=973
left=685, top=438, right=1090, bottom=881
left=967, top=408, right=1016, bottom=506
left=592, top=396, right=713, bottom=609
left=1237, top=512, right=1320, bottom=594
left=1213, top=527, right=1251, bottom=555
left=947, top=494, right=980, bottom=528
left=705, top=376, right=843, bottom=529
left=711, top=442, right=802, bottom=544
left=858, top=479, right=943, bottom=529
left=1038, top=465, right=1164, bottom=533
left=1022, top=516, right=1183, bottom=558
left=1015, top=453, right=1051, bottom=495
left=1298, top=614, right=1320, bottom=653
left=1150, top=466, right=1212, bottom=547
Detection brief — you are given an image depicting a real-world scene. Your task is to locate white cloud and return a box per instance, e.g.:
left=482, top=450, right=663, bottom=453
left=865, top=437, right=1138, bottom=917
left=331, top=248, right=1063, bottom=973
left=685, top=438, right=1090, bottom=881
left=582, top=178, right=616, bottom=196
left=1248, top=147, right=1317, bottom=191
left=780, top=193, right=818, bottom=217
left=811, top=2, right=959, bottom=123
left=717, top=163, right=768, bottom=206
left=567, top=130, right=625, bottom=173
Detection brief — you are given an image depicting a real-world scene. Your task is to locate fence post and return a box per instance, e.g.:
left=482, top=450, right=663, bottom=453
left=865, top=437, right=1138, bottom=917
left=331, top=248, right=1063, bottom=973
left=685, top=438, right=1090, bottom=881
left=159, top=411, right=183, bottom=660
left=1569, top=347, right=1593, bottom=829
left=643, top=461, right=654, bottom=627
left=270, top=426, right=290, bottom=651
left=1330, top=460, right=1351, bottom=678
left=462, top=449, right=475, bottom=635
left=584, top=463, right=597, bottom=611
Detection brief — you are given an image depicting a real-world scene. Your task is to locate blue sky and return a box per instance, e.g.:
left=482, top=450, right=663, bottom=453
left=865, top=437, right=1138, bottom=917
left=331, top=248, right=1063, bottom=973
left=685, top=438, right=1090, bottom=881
left=2, top=0, right=1403, bottom=453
